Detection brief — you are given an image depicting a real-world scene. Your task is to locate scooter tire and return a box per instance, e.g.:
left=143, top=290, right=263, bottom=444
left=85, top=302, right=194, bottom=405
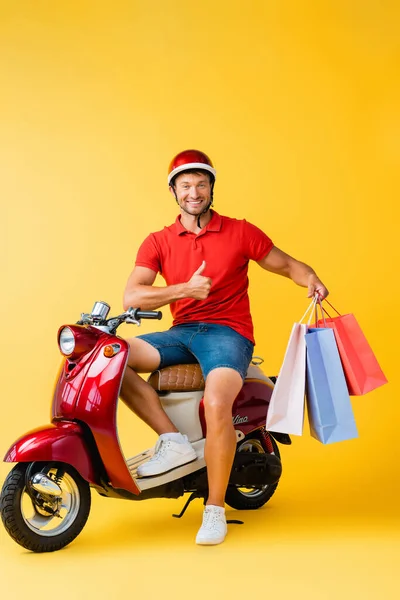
left=0, top=462, right=91, bottom=553
left=225, top=433, right=281, bottom=510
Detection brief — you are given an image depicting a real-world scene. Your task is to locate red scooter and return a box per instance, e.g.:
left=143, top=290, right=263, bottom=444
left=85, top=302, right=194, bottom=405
left=0, top=301, right=289, bottom=553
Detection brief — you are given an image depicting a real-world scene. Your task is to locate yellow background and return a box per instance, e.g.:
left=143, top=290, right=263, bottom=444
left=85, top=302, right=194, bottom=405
left=1, top=1, right=399, bottom=597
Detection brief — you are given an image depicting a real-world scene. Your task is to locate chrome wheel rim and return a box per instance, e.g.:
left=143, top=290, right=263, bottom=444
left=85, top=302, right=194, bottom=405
left=236, top=438, right=270, bottom=498
left=21, top=470, right=80, bottom=537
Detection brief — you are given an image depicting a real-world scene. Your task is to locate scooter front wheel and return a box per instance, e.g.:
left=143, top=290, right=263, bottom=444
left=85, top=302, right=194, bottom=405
left=0, top=462, right=91, bottom=553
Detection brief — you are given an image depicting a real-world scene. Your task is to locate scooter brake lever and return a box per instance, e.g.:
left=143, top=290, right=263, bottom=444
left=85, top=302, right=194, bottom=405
left=125, top=317, right=141, bottom=326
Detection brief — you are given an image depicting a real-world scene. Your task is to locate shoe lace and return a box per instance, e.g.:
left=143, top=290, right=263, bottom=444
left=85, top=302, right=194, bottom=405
left=202, top=509, right=224, bottom=531
left=151, top=440, right=171, bottom=461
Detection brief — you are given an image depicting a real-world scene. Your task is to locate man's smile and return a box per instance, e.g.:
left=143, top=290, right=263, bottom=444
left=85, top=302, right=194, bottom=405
left=182, top=198, right=208, bottom=210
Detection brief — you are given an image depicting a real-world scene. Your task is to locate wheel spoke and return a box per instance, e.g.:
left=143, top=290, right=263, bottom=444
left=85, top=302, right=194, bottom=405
left=27, top=513, right=57, bottom=531
left=61, top=491, right=72, bottom=509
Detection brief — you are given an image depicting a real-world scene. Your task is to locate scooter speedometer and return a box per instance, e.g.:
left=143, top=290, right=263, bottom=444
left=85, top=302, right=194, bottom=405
left=59, top=327, right=75, bottom=356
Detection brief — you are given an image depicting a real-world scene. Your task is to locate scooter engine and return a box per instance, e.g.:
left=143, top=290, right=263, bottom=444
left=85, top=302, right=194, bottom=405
left=230, top=451, right=282, bottom=487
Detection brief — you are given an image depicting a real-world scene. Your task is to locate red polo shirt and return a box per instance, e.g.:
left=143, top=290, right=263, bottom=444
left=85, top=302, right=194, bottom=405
left=135, top=211, right=273, bottom=344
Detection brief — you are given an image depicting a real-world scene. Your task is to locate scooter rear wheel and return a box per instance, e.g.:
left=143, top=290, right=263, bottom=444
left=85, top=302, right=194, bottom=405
left=225, top=433, right=281, bottom=510
left=0, top=462, right=91, bottom=553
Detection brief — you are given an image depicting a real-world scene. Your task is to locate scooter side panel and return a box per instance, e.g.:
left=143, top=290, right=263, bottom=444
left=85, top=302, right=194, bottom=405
left=74, top=337, right=140, bottom=495
left=52, top=341, right=105, bottom=420
left=3, top=422, right=99, bottom=484
left=199, top=379, right=274, bottom=436
left=160, top=391, right=204, bottom=442
left=233, top=379, right=274, bottom=433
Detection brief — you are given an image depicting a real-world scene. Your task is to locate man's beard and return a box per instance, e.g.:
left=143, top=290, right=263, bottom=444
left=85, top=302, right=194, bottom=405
left=179, top=200, right=211, bottom=216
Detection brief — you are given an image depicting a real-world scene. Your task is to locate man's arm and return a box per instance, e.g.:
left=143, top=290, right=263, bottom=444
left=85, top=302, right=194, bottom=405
left=257, top=247, right=329, bottom=299
left=123, top=262, right=212, bottom=311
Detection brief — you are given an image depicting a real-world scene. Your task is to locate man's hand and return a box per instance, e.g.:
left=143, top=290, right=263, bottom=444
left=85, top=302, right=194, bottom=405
left=307, top=273, right=329, bottom=299
left=186, top=261, right=212, bottom=300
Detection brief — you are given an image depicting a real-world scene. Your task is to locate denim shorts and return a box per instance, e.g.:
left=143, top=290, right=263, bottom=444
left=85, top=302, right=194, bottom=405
left=137, top=323, right=254, bottom=380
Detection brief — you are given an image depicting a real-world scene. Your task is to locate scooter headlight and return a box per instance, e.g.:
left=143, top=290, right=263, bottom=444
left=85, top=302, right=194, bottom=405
left=59, top=327, right=75, bottom=356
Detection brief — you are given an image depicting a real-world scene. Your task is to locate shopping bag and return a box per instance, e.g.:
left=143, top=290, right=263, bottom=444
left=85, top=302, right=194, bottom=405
left=266, top=299, right=316, bottom=436
left=314, top=299, right=387, bottom=396
left=305, top=326, right=358, bottom=444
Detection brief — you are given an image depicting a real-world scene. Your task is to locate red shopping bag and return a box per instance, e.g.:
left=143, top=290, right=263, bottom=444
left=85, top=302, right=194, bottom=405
left=313, top=299, right=387, bottom=396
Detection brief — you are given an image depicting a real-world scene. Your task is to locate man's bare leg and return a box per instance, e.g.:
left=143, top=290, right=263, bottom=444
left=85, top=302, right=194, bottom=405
left=122, top=337, right=197, bottom=477
left=196, top=367, right=243, bottom=545
left=203, top=368, right=243, bottom=506
left=120, top=337, right=179, bottom=435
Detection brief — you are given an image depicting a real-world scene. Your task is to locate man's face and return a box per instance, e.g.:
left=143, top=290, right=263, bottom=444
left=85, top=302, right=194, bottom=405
left=170, top=172, right=212, bottom=216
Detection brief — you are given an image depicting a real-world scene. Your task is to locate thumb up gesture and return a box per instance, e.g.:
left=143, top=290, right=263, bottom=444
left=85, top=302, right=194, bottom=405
left=186, top=261, right=212, bottom=300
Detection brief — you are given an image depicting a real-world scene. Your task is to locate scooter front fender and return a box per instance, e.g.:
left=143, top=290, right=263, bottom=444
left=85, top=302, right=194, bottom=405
left=3, top=422, right=99, bottom=485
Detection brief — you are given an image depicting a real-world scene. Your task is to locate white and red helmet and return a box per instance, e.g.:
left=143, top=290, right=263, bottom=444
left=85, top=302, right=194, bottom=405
left=168, top=149, right=216, bottom=186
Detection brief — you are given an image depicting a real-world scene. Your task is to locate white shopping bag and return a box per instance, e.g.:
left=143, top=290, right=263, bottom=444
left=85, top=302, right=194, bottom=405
left=266, top=299, right=316, bottom=436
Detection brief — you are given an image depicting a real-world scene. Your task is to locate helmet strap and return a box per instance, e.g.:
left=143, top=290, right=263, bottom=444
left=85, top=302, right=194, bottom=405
left=171, top=186, right=179, bottom=205
left=197, top=198, right=214, bottom=230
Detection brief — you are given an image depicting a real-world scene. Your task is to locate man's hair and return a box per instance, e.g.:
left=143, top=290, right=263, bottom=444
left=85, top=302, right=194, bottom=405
left=170, top=168, right=215, bottom=188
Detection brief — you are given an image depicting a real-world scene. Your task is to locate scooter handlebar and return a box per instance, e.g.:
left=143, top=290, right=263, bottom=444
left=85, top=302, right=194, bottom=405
left=135, top=310, right=162, bottom=320
left=126, top=308, right=162, bottom=321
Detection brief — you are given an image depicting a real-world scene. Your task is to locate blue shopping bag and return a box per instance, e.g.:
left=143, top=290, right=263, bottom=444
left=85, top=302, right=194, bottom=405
left=305, top=327, right=358, bottom=444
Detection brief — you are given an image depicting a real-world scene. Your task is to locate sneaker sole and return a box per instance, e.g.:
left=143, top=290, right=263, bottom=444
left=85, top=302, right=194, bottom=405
left=136, top=454, right=198, bottom=478
left=196, top=533, right=227, bottom=546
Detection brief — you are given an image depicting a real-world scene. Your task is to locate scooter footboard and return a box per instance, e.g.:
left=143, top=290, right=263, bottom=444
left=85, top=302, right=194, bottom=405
left=3, top=421, right=99, bottom=485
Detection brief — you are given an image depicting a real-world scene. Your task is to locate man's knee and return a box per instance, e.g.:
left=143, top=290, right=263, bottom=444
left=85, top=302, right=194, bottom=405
left=203, top=368, right=243, bottom=420
left=203, top=399, right=233, bottom=425
left=204, top=368, right=243, bottom=399
left=126, top=337, right=161, bottom=372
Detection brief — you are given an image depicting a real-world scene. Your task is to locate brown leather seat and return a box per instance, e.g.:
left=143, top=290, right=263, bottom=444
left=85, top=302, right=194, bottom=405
left=148, top=364, right=205, bottom=392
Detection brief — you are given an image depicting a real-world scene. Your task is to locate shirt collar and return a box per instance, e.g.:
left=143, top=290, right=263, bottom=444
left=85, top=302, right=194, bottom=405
left=174, top=210, right=222, bottom=236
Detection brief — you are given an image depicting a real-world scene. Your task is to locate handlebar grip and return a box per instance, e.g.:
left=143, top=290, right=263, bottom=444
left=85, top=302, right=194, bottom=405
left=136, top=310, right=162, bottom=320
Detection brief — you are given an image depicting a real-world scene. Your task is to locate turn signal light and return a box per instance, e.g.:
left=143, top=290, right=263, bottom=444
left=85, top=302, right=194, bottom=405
left=103, top=344, right=121, bottom=358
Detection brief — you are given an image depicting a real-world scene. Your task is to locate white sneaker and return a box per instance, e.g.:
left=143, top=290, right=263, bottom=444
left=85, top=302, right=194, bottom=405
left=137, top=435, right=197, bottom=477
left=196, top=505, right=227, bottom=545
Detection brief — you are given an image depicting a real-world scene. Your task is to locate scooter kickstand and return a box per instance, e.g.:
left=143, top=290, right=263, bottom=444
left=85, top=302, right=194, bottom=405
left=172, top=492, right=203, bottom=518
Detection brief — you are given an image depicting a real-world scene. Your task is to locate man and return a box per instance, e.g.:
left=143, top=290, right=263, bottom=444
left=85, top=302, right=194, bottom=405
left=121, top=149, right=328, bottom=546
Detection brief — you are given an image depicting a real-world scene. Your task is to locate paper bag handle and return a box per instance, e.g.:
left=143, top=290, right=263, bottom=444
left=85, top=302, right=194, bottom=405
left=299, top=296, right=318, bottom=325
left=309, top=297, right=329, bottom=328
left=322, top=298, right=341, bottom=316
